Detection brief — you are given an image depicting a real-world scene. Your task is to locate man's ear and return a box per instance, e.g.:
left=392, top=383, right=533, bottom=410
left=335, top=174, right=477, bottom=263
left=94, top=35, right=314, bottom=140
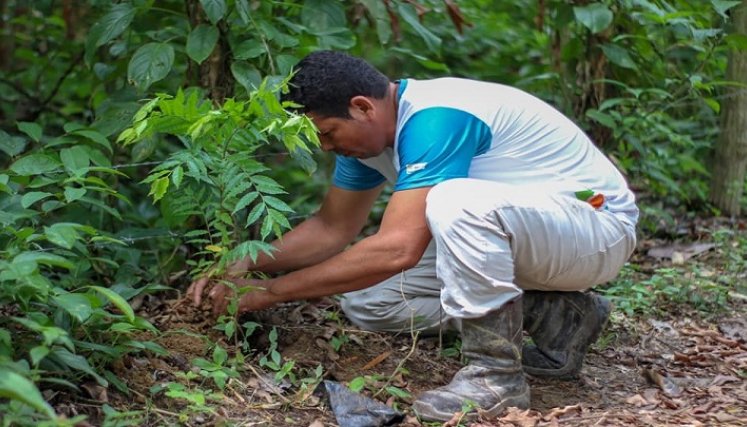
left=349, top=96, right=375, bottom=119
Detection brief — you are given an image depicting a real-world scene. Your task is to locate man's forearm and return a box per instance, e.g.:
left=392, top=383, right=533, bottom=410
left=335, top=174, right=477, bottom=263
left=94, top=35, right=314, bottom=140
left=236, top=214, right=355, bottom=274
left=264, top=229, right=431, bottom=302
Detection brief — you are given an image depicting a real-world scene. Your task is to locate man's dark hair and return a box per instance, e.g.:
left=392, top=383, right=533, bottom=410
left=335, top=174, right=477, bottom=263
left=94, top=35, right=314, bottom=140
left=285, top=50, right=390, bottom=118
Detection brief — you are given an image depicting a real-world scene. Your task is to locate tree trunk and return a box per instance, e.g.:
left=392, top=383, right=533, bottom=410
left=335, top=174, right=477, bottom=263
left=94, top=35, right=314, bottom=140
left=710, top=0, right=747, bottom=216
left=185, top=0, right=233, bottom=104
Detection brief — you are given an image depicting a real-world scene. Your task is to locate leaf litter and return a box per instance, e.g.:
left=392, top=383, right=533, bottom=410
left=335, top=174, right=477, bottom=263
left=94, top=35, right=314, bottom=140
left=46, top=220, right=747, bottom=426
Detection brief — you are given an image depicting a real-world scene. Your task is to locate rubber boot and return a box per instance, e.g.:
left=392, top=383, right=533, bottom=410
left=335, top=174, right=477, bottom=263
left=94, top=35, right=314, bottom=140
left=522, top=291, right=611, bottom=379
left=412, top=299, right=530, bottom=422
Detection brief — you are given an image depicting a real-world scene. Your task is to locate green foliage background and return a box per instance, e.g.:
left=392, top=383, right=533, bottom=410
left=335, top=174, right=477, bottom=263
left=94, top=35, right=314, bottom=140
left=0, top=0, right=743, bottom=424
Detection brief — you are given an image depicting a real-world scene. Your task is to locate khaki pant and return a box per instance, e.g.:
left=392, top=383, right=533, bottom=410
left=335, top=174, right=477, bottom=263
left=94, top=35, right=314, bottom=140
left=341, top=178, right=637, bottom=333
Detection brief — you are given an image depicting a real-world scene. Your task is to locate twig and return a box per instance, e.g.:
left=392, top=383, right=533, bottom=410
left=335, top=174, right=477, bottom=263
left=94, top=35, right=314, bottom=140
left=373, top=270, right=420, bottom=399
left=146, top=406, right=180, bottom=417
left=40, top=50, right=84, bottom=107
left=0, top=76, right=35, bottom=100
left=245, top=364, right=291, bottom=404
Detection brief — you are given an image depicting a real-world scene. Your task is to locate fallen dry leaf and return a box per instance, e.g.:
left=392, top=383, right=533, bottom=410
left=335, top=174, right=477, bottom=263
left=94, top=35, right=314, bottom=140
left=496, top=407, right=540, bottom=427
left=647, top=242, right=714, bottom=261
left=307, top=420, right=324, bottom=427
left=541, top=404, right=582, bottom=421
left=710, top=375, right=741, bottom=386
left=643, top=368, right=683, bottom=397
left=625, top=394, right=649, bottom=407
left=718, top=317, right=747, bottom=342
left=80, top=382, right=108, bottom=402
left=361, top=350, right=392, bottom=370
left=442, top=411, right=465, bottom=427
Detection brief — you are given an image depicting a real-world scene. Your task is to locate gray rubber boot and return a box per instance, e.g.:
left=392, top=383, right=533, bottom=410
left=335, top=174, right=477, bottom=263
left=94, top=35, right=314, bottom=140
left=412, top=299, right=530, bottom=422
left=522, top=291, right=611, bottom=379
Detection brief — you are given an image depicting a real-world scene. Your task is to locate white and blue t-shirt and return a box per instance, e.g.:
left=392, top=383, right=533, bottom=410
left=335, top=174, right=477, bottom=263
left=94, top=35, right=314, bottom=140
left=332, top=78, right=638, bottom=224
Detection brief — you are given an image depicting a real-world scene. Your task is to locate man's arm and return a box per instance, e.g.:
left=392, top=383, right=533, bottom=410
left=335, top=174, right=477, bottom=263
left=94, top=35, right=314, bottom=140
left=240, top=186, right=433, bottom=310
left=241, top=184, right=384, bottom=273
left=189, top=184, right=383, bottom=305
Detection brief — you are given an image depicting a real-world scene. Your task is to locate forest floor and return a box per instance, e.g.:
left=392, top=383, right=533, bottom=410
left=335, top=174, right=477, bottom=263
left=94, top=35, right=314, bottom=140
left=58, top=218, right=747, bottom=427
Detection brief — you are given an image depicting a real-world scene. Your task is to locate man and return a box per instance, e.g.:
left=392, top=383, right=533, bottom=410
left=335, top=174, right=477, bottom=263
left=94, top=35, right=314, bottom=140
left=188, top=50, right=638, bottom=422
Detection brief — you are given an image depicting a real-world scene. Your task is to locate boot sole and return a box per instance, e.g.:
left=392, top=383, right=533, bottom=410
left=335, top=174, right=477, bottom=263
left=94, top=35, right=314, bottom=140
left=413, top=385, right=531, bottom=423
left=523, top=295, right=612, bottom=379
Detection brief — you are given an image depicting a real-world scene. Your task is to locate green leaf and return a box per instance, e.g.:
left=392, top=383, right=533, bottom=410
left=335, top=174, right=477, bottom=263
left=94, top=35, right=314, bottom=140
left=0, top=368, right=56, bottom=418
left=44, top=223, right=80, bottom=249
left=233, top=39, right=265, bottom=60
left=231, top=62, right=261, bottom=92
left=127, top=43, right=175, bottom=91
left=704, top=97, right=720, bottom=114
left=21, top=191, right=54, bottom=208
left=359, top=0, right=391, bottom=44
left=267, top=208, right=291, bottom=232
left=301, top=0, right=346, bottom=31
left=276, top=54, right=298, bottom=76
left=398, top=3, right=441, bottom=53
left=233, top=191, right=259, bottom=214
left=574, top=3, right=613, bottom=34
left=586, top=109, right=617, bottom=129
left=60, top=146, right=91, bottom=174
left=104, top=370, right=130, bottom=395
left=200, top=0, right=227, bottom=24
left=14, top=252, right=75, bottom=270
left=348, top=376, right=366, bottom=392
left=0, top=129, right=27, bottom=157
left=385, top=386, right=411, bottom=399
left=245, top=202, right=265, bottom=227
left=90, top=286, right=135, bottom=323
left=148, top=176, right=170, bottom=203
left=260, top=215, right=274, bottom=239
left=30, top=345, right=49, bottom=366
left=54, top=293, right=94, bottom=323
left=10, top=154, right=61, bottom=175
left=186, top=24, right=219, bottom=64
left=599, top=44, right=638, bottom=70
left=712, top=0, right=741, bottom=19
left=236, top=0, right=251, bottom=24
left=64, top=187, right=87, bottom=203
left=132, top=137, right=157, bottom=162
left=171, top=166, right=184, bottom=188
left=264, top=196, right=293, bottom=213
left=50, top=348, right=108, bottom=387
left=73, top=129, right=112, bottom=152
left=88, top=3, right=136, bottom=48
left=213, top=345, right=227, bottom=365
left=17, top=122, right=42, bottom=142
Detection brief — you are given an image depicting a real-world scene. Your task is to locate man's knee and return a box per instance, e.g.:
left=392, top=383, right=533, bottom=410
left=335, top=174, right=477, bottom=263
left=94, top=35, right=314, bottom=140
left=339, top=292, right=369, bottom=323
left=340, top=290, right=401, bottom=331
left=341, top=289, right=445, bottom=333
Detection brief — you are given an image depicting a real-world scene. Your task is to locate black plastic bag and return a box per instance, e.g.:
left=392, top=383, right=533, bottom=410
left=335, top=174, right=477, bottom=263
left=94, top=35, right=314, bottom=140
left=323, top=380, right=405, bottom=427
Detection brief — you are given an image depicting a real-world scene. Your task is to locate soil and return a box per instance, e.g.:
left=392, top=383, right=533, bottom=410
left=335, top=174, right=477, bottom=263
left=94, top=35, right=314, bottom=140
left=48, top=217, right=747, bottom=426
left=55, top=291, right=746, bottom=427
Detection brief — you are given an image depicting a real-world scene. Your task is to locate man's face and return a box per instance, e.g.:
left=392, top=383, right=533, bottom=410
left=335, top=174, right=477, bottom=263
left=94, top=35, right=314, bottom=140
left=308, top=97, right=391, bottom=159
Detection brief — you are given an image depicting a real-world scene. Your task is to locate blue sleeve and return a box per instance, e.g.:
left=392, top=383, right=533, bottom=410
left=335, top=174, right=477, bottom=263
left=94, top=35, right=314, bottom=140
left=395, top=107, right=491, bottom=191
left=332, top=155, right=387, bottom=191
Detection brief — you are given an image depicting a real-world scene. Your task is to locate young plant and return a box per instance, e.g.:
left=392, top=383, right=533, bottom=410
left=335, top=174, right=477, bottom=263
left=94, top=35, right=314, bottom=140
left=259, top=327, right=296, bottom=384
left=191, top=344, right=240, bottom=390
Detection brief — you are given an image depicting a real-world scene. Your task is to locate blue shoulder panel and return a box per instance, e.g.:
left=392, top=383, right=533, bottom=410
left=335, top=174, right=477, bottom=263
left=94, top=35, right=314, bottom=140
left=332, top=155, right=387, bottom=191
left=395, top=107, right=491, bottom=191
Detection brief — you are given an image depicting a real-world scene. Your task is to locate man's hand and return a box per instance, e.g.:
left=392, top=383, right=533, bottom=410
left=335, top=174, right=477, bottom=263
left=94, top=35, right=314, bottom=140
left=187, top=259, right=250, bottom=307
left=237, top=280, right=281, bottom=312
left=192, top=276, right=281, bottom=316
